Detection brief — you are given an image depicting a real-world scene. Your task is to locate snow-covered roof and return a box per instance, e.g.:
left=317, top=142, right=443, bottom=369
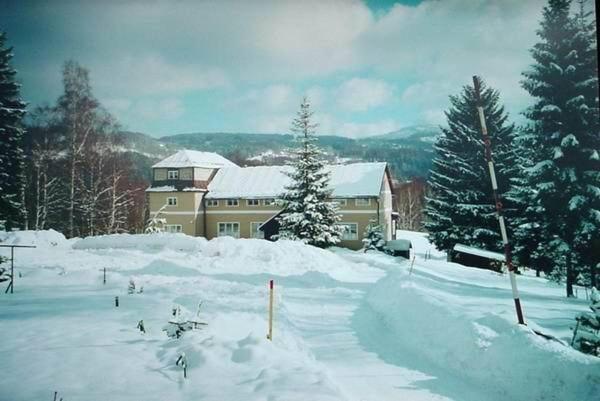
left=206, top=162, right=388, bottom=199
left=152, top=149, right=238, bottom=169
left=453, top=244, right=505, bottom=262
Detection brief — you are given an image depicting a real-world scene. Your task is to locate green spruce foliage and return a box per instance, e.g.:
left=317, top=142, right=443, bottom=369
left=277, top=98, right=342, bottom=248
left=425, top=80, right=514, bottom=253
left=513, top=0, right=599, bottom=295
left=0, top=32, right=27, bottom=230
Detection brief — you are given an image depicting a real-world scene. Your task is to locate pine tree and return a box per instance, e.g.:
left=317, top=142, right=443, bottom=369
left=277, top=98, right=342, bottom=248
left=0, top=32, right=27, bottom=230
left=515, top=0, right=599, bottom=295
left=572, top=287, right=600, bottom=356
left=424, top=80, right=515, bottom=253
left=362, top=223, right=386, bottom=252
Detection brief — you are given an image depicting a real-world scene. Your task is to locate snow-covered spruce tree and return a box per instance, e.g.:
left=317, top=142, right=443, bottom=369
left=572, top=287, right=600, bottom=356
left=362, top=223, right=385, bottom=252
left=424, top=80, right=515, bottom=253
left=515, top=0, right=599, bottom=295
left=277, top=97, right=342, bottom=248
left=0, top=32, right=27, bottom=230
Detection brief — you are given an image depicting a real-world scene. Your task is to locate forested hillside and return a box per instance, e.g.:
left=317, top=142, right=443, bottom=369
left=122, top=124, right=439, bottom=180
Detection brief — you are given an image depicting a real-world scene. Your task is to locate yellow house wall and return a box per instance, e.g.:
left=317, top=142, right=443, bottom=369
left=148, top=191, right=203, bottom=236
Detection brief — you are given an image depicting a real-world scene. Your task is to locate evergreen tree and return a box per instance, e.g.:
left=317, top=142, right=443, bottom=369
left=515, top=0, right=599, bottom=295
left=572, top=287, right=600, bottom=356
left=425, top=80, right=515, bottom=253
left=277, top=98, right=342, bottom=248
left=0, top=32, right=27, bottom=230
left=362, top=223, right=386, bottom=252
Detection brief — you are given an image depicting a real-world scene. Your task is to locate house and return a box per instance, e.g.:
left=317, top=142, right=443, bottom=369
left=146, top=149, right=397, bottom=250
left=450, top=243, right=505, bottom=272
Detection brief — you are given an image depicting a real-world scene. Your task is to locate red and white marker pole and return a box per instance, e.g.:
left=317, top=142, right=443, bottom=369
left=267, top=279, right=274, bottom=340
left=473, top=76, right=526, bottom=325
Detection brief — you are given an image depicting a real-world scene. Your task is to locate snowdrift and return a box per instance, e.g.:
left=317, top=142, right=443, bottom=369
left=355, top=268, right=600, bottom=401
left=0, top=229, right=67, bottom=248
left=200, top=236, right=382, bottom=282
left=73, top=233, right=206, bottom=252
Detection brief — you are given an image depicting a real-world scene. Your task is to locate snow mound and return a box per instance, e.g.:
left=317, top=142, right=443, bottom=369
left=354, top=268, right=600, bottom=401
left=0, top=229, right=67, bottom=248
left=72, top=233, right=206, bottom=252
left=201, top=237, right=383, bottom=282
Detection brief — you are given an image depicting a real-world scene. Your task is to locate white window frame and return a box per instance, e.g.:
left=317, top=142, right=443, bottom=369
left=167, top=170, right=179, bottom=180
left=250, top=222, right=265, bottom=239
left=167, top=196, right=178, bottom=206
left=165, top=224, right=183, bottom=233
left=206, top=199, right=219, bottom=207
left=247, top=199, right=260, bottom=206
left=355, top=198, right=371, bottom=206
left=217, top=222, right=240, bottom=238
left=263, top=198, right=276, bottom=206
left=339, top=223, right=358, bottom=240
left=335, top=199, right=347, bottom=206
left=226, top=199, right=239, bottom=207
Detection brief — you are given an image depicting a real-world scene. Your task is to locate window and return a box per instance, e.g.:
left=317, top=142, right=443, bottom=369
left=165, top=224, right=182, bottom=233
left=339, top=223, right=358, bottom=240
left=218, top=222, right=240, bottom=238
left=207, top=199, right=219, bottom=207
left=168, top=170, right=179, bottom=180
left=263, top=198, right=275, bottom=206
left=167, top=197, right=178, bottom=206
left=250, top=222, right=265, bottom=239
left=247, top=199, right=260, bottom=206
left=334, top=199, right=347, bottom=206
left=355, top=198, right=371, bottom=206
left=226, top=199, right=239, bottom=207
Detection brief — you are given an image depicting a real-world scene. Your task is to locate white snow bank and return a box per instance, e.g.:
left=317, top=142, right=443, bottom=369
left=0, top=229, right=67, bottom=248
left=200, top=237, right=383, bottom=282
left=396, top=230, right=446, bottom=259
left=73, top=233, right=206, bottom=252
left=356, top=268, right=600, bottom=401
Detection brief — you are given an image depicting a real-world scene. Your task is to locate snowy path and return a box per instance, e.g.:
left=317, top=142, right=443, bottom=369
left=284, top=283, right=451, bottom=401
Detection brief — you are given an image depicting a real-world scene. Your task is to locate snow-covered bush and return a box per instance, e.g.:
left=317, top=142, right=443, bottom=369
left=572, top=287, right=600, bottom=357
left=362, top=224, right=385, bottom=252
left=128, top=278, right=136, bottom=294
left=0, top=256, right=9, bottom=283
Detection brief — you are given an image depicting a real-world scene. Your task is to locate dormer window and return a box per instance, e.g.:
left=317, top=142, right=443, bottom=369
left=168, top=170, right=179, bottom=180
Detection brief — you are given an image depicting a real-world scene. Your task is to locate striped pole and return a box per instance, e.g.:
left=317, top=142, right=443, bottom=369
left=472, top=76, right=525, bottom=325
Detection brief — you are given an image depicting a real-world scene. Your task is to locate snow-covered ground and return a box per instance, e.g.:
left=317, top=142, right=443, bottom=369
left=0, top=230, right=598, bottom=401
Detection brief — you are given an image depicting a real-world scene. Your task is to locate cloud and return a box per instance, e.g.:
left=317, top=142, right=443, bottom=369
left=234, top=84, right=296, bottom=112
left=359, top=0, right=545, bottom=121
left=336, top=78, right=394, bottom=112
left=316, top=113, right=401, bottom=138
left=3, top=0, right=560, bottom=137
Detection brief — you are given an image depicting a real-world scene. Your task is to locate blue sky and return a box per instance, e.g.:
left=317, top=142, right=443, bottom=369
left=0, top=0, right=573, bottom=138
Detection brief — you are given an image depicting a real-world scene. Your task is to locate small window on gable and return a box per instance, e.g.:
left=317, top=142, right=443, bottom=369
left=167, top=197, right=178, bottom=206
left=263, top=198, right=276, bottom=206
left=355, top=198, right=371, bottom=206
left=247, top=199, right=260, bottom=206
left=168, top=170, right=179, bottom=180
left=226, top=199, right=239, bottom=207
left=207, top=199, right=219, bottom=207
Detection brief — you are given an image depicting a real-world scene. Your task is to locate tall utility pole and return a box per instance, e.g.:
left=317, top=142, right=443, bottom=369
left=472, top=76, right=525, bottom=325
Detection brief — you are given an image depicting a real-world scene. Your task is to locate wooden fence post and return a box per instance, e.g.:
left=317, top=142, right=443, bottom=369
left=267, top=279, right=274, bottom=340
